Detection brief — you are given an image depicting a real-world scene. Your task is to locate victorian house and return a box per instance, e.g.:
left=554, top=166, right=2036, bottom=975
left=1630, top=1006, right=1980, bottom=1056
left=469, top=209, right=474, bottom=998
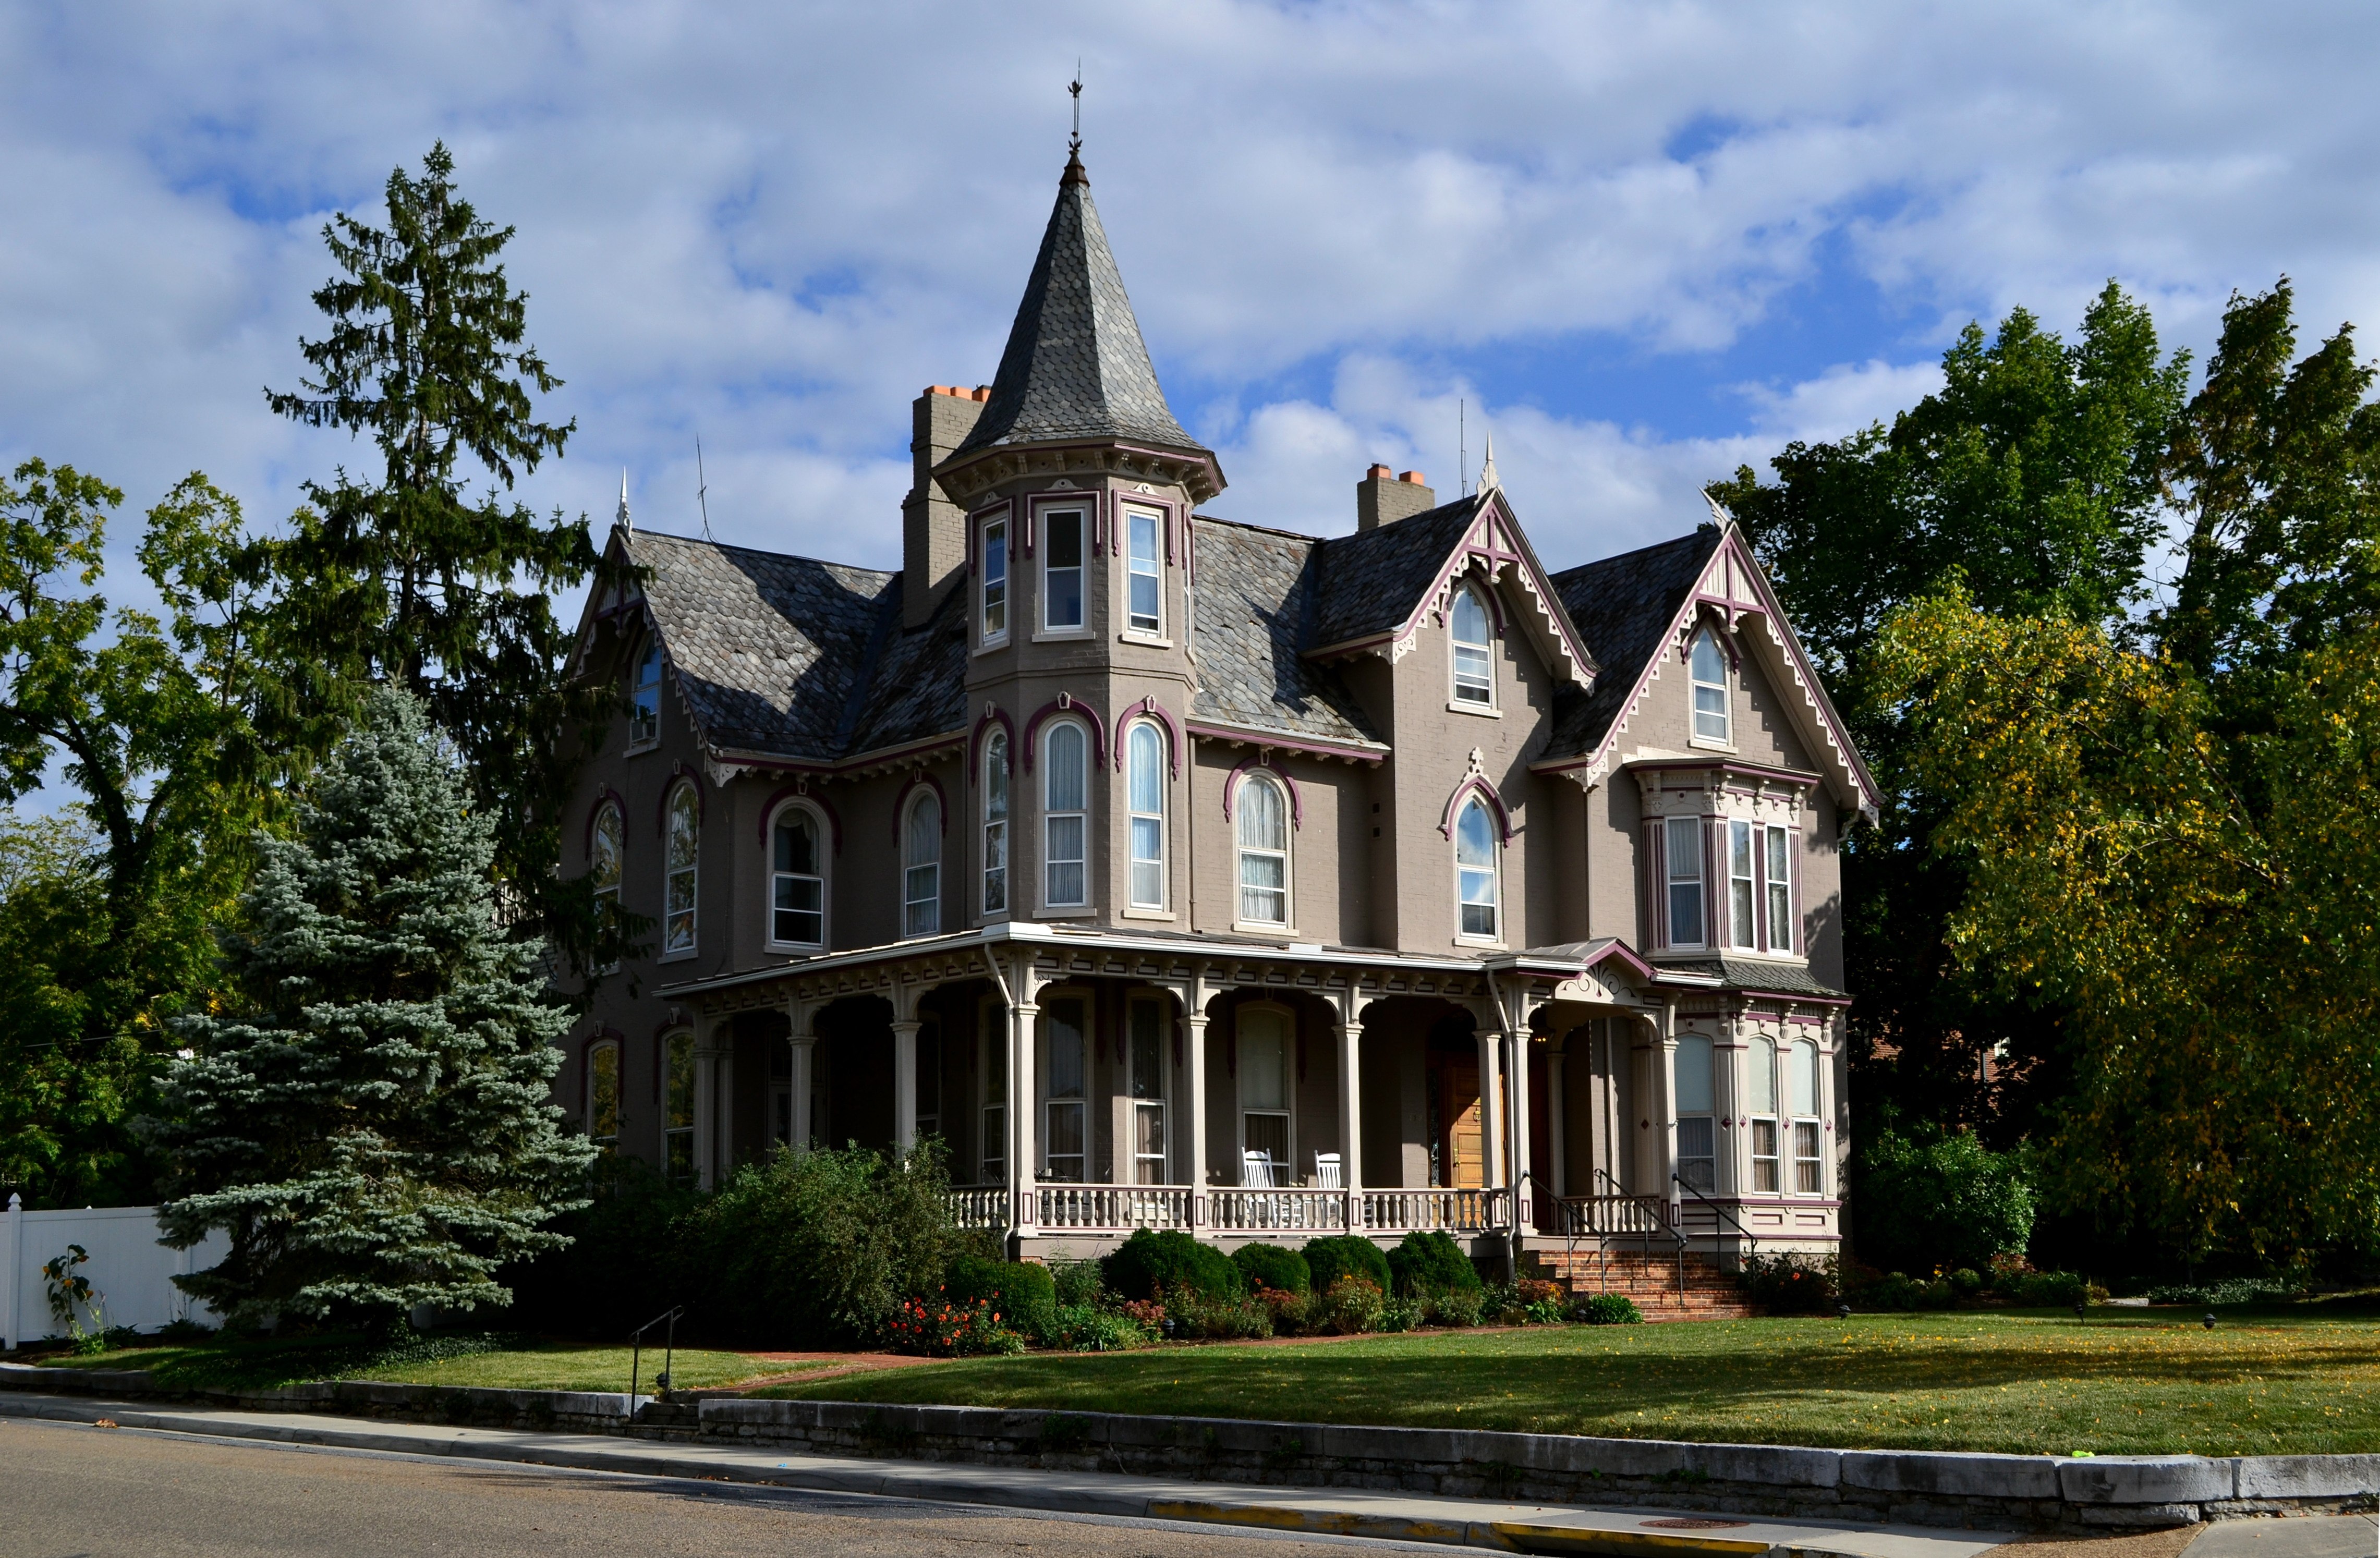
left=560, top=145, right=1877, bottom=1282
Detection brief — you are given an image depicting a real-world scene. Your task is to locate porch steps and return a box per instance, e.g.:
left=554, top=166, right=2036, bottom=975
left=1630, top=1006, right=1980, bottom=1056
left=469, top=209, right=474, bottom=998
left=1525, top=1247, right=1757, bottom=1322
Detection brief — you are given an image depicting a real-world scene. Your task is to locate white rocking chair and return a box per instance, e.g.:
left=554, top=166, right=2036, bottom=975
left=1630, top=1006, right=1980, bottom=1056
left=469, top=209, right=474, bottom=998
left=1314, top=1151, right=1344, bottom=1190
left=1241, top=1149, right=1277, bottom=1188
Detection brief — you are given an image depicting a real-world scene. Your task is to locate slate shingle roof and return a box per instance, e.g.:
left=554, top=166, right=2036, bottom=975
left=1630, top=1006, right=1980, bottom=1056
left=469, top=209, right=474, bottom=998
left=1663, top=957, right=1848, bottom=1000
left=953, top=158, right=1202, bottom=458
left=625, top=529, right=965, bottom=763
left=1545, top=528, right=1723, bottom=757
left=1307, top=497, right=1486, bottom=649
left=1190, top=518, right=1380, bottom=748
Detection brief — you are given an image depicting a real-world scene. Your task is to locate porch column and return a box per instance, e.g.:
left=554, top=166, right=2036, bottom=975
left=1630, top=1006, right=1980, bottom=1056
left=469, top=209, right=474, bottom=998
left=1335, top=1006, right=1363, bottom=1232
left=1546, top=1043, right=1568, bottom=1199
left=1184, top=1005, right=1209, bottom=1215
left=692, top=1030, right=725, bottom=1190
left=1008, top=985, right=1040, bottom=1239
left=1657, top=1007, right=1682, bottom=1222
left=892, top=1020, right=921, bottom=1155
left=787, top=1033, right=816, bottom=1157
left=1475, top=1027, right=1503, bottom=1209
left=1506, top=1024, right=1534, bottom=1234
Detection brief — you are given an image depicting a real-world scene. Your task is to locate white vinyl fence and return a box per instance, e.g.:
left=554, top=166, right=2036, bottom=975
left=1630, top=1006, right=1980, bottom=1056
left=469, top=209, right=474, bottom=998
left=3, top=1197, right=227, bottom=1350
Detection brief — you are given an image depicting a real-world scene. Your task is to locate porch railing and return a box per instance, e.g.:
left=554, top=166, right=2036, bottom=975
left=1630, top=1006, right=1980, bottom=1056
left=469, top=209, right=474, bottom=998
left=946, top=1186, right=1011, bottom=1230
left=1360, top=1187, right=1505, bottom=1233
left=1036, top=1185, right=1195, bottom=1231
left=1209, top=1187, right=1349, bottom=1234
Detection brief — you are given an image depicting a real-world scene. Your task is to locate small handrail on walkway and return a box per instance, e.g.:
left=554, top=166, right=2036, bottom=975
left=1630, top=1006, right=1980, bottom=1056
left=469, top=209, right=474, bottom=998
left=628, top=1305, right=684, bottom=1406
left=1671, top=1172, right=1760, bottom=1265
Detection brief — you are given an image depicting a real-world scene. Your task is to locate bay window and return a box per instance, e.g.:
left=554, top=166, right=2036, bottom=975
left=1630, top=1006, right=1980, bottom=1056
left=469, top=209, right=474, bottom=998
left=1127, top=722, right=1164, bottom=908
left=982, top=731, right=1010, bottom=915
left=1042, top=508, right=1085, bottom=631
left=1674, top=1033, right=1716, bottom=1193
left=1043, top=721, right=1088, bottom=907
left=1126, top=509, right=1161, bottom=634
left=1664, top=816, right=1704, bottom=947
left=980, top=514, right=1009, bottom=643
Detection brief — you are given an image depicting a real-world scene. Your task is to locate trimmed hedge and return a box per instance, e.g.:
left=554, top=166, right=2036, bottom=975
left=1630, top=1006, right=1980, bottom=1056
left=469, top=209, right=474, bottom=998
left=1386, top=1231, right=1481, bottom=1297
left=1301, top=1235, right=1391, bottom=1295
left=1232, top=1242, right=1311, bottom=1295
left=1102, top=1228, right=1244, bottom=1301
left=945, top=1256, right=1057, bottom=1341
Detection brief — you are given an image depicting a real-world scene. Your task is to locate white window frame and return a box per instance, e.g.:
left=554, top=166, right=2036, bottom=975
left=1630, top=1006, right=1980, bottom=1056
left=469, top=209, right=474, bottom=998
left=1454, top=796, right=1501, bottom=943
left=981, top=729, right=1011, bottom=918
left=1450, top=586, right=1495, bottom=709
left=1041, top=718, right=1090, bottom=909
left=1040, top=505, right=1088, bottom=634
left=1039, top=990, right=1091, bottom=1184
left=1690, top=628, right=1731, bottom=746
left=979, top=512, right=1010, bottom=646
left=1235, top=1003, right=1295, bottom=1185
left=1765, top=822, right=1794, bottom=954
left=765, top=800, right=827, bottom=951
left=1234, top=772, right=1291, bottom=928
left=1674, top=1033, right=1717, bottom=1194
left=1789, top=1037, right=1824, bottom=1195
left=1664, top=815, right=1706, bottom=950
left=1729, top=819, right=1757, bottom=950
left=586, top=1038, right=621, bottom=1149
left=901, top=788, right=942, bottom=939
left=1125, top=721, right=1165, bottom=910
left=1123, top=506, right=1163, bottom=637
left=662, top=782, right=699, bottom=959
left=1747, top=1036, right=1780, bottom=1193
left=589, top=801, right=623, bottom=972
left=1126, top=994, right=1169, bottom=1185
left=629, top=639, right=662, bottom=747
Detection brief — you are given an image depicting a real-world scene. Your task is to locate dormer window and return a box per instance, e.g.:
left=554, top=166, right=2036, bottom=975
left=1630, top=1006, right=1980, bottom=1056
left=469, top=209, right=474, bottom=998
left=1042, top=508, right=1085, bottom=631
left=1690, top=629, right=1729, bottom=744
left=1451, top=588, right=1493, bottom=707
left=630, top=640, right=662, bottom=746
left=980, top=514, right=1009, bottom=644
left=1125, top=509, right=1162, bottom=635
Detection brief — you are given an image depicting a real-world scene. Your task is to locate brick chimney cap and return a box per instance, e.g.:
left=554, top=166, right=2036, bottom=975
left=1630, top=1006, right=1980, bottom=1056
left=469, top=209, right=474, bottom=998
left=1365, top=463, right=1393, bottom=480
left=1398, top=470, right=1426, bottom=485
left=973, top=385, right=991, bottom=401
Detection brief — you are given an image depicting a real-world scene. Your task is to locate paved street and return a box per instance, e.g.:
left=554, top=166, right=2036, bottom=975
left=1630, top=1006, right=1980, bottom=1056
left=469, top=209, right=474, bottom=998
left=4, top=1418, right=1438, bottom=1558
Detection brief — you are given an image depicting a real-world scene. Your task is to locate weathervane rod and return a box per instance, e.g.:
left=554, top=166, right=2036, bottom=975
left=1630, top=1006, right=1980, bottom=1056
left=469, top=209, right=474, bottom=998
left=1070, top=61, right=1083, bottom=153
left=696, top=437, right=713, bottom=543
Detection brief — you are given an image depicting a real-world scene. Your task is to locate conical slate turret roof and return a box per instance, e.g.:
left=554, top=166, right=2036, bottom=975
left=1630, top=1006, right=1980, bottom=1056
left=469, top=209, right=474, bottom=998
left=953, top=152, right=1203, bottom=457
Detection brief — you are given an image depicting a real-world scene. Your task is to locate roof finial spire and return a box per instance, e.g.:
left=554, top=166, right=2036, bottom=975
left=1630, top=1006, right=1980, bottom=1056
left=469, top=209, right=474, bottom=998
left=617, top=468, right=632, bottom=531
left=1063, top=64, right=1088, bottom=185
left=1478, top=432, right=1500, bottom=494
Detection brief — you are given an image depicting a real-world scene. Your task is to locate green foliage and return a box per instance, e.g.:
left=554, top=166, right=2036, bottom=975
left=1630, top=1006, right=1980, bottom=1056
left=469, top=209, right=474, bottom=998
left=944, top=1256, right=1057, bottom=1344
left=149, top=690, right=594, bottom=1329
left=678, top=1142, right=965, bottom=1347
left=1231, top=1241, right=1310, bottom=1296
left=1852, top=1124, right=2036, bottom=1273
left=1386, top=1231, right=1482, bottom=1297
left=2144, top=1276, right=2305, bottom=1306
left=1047, top=1257, right=1103, bottom=1309
left=1426, top=1285, right=1485, bottom=1328
left=1575, top=1293, right=1643, bottom=1325
left=1102, top=1228, right=1243, bottom=1303
left=1994, top=1270, right=2088, bottom=1308
left=502, top=1155, right=697, bottom=1338
left=1163, top=1283, right=1271, bottom=1340
left=1050, top=1304, right=1151, bottom=1352
left=1737, top=1253, right=1838, bottom=1314
left=1300, top=1235, right=1390, bottom=1296
left=1314, top=1275, right=1386, bottom=1335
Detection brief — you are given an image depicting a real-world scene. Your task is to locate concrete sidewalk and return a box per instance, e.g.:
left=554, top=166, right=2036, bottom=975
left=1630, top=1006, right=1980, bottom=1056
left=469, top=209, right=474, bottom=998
left=0, top=1389, right=2009, bottom=1558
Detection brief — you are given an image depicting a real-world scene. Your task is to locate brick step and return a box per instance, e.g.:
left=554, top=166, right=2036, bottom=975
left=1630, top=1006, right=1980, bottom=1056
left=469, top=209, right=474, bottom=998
left=1526, top=1248, right=1758, bottom=1322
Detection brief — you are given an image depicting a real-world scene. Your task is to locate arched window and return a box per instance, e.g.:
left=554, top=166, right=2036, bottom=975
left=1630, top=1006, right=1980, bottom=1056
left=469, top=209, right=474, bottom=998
left=1690, top=629, right=1729, bottom=743
left=630, top=639, right=662, bottom=745
left=663, top=784, right=699, bottom=955
left=1451, top=587, right=1493, bottom=706
left=982, top=731, right=1010, bottom=915
left=770, top=806, right=824, bottom=947
left=1236, top=774, right=1289, bottom=925
left=903, top=790, right=942, bottom=938
left=1043, top=720, right=1088, bottom=907
left=1126, top=722, right=1165, bottom=909
left=1748, top=1037, right=1780, bottom=1191
left=587, top=1039, right=620, bottom=1150
left=1674, top=1033, right=1716, bottom=1192
left=589, top=802, right=623, bottom=936
left=1789, top=1038, right=1823, bottom=1193
left=1455, top=797, right=1499, bottom=940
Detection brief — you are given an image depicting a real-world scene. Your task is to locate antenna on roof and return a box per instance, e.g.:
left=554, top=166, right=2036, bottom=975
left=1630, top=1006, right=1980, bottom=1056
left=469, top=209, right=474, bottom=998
left=1070, top=62, right=1083, bottom=155
left=695, top=437, right=714, bottom=543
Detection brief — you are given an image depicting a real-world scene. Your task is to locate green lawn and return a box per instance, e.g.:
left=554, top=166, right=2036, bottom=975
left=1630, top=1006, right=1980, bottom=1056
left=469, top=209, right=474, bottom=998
left=34, top=1336, right=785, bottom=1395
left=758, top=1307, right=2380, bottom=1457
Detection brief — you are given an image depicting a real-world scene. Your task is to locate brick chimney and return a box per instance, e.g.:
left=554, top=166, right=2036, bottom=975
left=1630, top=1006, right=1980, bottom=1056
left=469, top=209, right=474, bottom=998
left=1356, top=465, right=1437, bottom=531
left=902, top=385, right=990, bottom=627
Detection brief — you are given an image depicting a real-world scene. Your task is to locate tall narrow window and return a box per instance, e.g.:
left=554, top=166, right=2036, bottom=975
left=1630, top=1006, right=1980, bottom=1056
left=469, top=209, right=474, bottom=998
left=1456, top=797, right=1500, bottom=939
left=1042, top=508, right=1085, bottom=630
left=587, top=1040, right=620, bottom=1150
left=1451, top=588, right=1493, bottom=705
left=980, top=1002, right=1007, bottom=1185
left=1674, top=1033, right=1716, bottom=1193
left=590, top=803, right=623, bottom=959
left=980, top=515, right=1009, bottom=642
left=664, top=1032, right=696, bottom=1184
left=1665, top=817, right=1704, bottom=947
left=1730, top=820, right=1757, bottom=949
left=1748, top=1037, right=1779, bottom=1192
left=1766, top=824, right=1793, bottom=953
left=1789, top=1037, right=1822, bottom=1193
left=1126, top=509, right=1161, bottom=634
left=1128, top=997, right=1168, bottom=1185
left=1043, top=721, right=1087, bottom=907
left=663, top=784, right=699, bottom=956
left=1690, top=629, right=1729, bottom=743
left=1043, top=995, right=1088, bottom=1183
left=1127, top=722, right=1164, bottom=908
left=1238, top=1007, right=1291, bottom=1180
left=902, top=792, right=942, bottom=938
left=982, top=731, right=1010, bottom=915
left=630, top=640, right=662, bottom=744
left=1236, top=774, right=1289, bottom=925
left=771, top=808, right=824, bottom=946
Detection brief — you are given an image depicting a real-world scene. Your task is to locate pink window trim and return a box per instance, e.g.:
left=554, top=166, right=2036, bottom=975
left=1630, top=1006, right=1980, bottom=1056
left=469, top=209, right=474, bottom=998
left=584, top=788, right=626, bottom=857
left=1222, top=757, right=1303, bottom=830
left=971, top=705, right=1017, bottom=781
left=891, top=772, right=951, bottom=845
left=1110, top=698, right=1182, bottom=778
left=756, top=786, right=843, bottom=855
left=655, top=768, right=704, bottom=837
left=1021, top=696, right=1106, bottom=773
left=1437, top=775, right=1512, bottom=843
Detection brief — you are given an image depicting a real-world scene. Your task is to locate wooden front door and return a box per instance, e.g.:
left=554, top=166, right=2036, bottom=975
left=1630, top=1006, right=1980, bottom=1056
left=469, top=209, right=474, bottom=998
left=1437, top=1058, right=1486, bottom=1188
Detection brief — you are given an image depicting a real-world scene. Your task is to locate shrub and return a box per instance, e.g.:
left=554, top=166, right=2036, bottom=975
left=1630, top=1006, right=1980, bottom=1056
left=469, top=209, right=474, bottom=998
left=1169, top=1283, right=1271, bottom=1339
left=1575, top=1292, right=1643, bottom=1325
left=1853, top=1124, right=2036, bottom=1274
left=1378, top=1296, right=1425, bottom=1332
left=502, top=1154, right=699, bottom=1339
left=1427, top=1286, right=1485, bottom=1328
left=1104, top=1230, right=1243, bottom=1302
left=2144, top=1276, right=2304, bottom=1306
left=1051, top=1303, right=1149, bottom=1352
left=1738, top=1252, right=1837, bottom=1314
left=1858, top=1270, right=1954, bottom=1311
left=1995, top=1269, right=2087, bottom=1308
left=1232, top=1242, right=1312, bottom=1296
left=1316, top=1275, right=1386, bottom=1334
left=884, top=1292, right=1024, bottom=1356
left=946, top=1256, right=1058, bottom=1343
left=1301, top=1236, right=1391, bottom=1296
left=1049, top=1258, right=1105, bottom=1309
left=1949, top=1268, right=1984, bottom=1297
left=1252, top=1283, right=1310, bottom=1335
left=1386, top=1231, right=1482, bottom=1297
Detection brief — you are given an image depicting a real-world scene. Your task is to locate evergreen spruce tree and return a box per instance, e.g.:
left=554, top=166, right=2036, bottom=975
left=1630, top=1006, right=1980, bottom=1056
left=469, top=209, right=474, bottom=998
left=151, top=689, right=594, bottom=1329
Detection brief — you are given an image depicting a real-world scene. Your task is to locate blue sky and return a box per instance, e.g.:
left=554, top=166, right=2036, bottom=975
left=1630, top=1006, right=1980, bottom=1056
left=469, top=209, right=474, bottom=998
left=5, top=2, right=2379, bottom=588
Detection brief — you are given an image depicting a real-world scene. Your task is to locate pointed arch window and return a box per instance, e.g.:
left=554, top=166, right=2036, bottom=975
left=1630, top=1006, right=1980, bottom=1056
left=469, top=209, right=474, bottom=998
left=1455, top=797, right=1500, bottom=940
left=1043, top=720, right=1088, bottom=907
left=1451, top=588, right=1493, bottom=707
left=587, top=1039, right=620, bottom=1150
left=630, top=639, right=662, bottom=745
left=1236, top=774, right=1289, bottom=925
left=1690, top=629, right=1730, bottom=744
left=589, top=802, right=623, bottom=950
left=982, top=730, right=1010, bottom=915
left=903, top=790, right=942, bottom=938
left=1126, top=722, right=1165, bottom=908
left=770, top=806, right=825, bottom=947
left=663, top=783, right=699, bottom=956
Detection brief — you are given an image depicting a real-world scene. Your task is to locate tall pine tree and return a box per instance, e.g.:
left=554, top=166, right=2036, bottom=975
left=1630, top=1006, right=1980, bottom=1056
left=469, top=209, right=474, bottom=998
left=151, top=689, right=594, bottom=1329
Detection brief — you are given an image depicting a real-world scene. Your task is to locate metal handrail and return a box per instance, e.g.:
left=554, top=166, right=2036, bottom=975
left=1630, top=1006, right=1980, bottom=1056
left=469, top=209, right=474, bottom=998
left=1671, top=1172, right=1761, bottom=1263
left=1595, top=1167, right=1687, bottom=1300
left=628, top=1304, right=684, bottom=1408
